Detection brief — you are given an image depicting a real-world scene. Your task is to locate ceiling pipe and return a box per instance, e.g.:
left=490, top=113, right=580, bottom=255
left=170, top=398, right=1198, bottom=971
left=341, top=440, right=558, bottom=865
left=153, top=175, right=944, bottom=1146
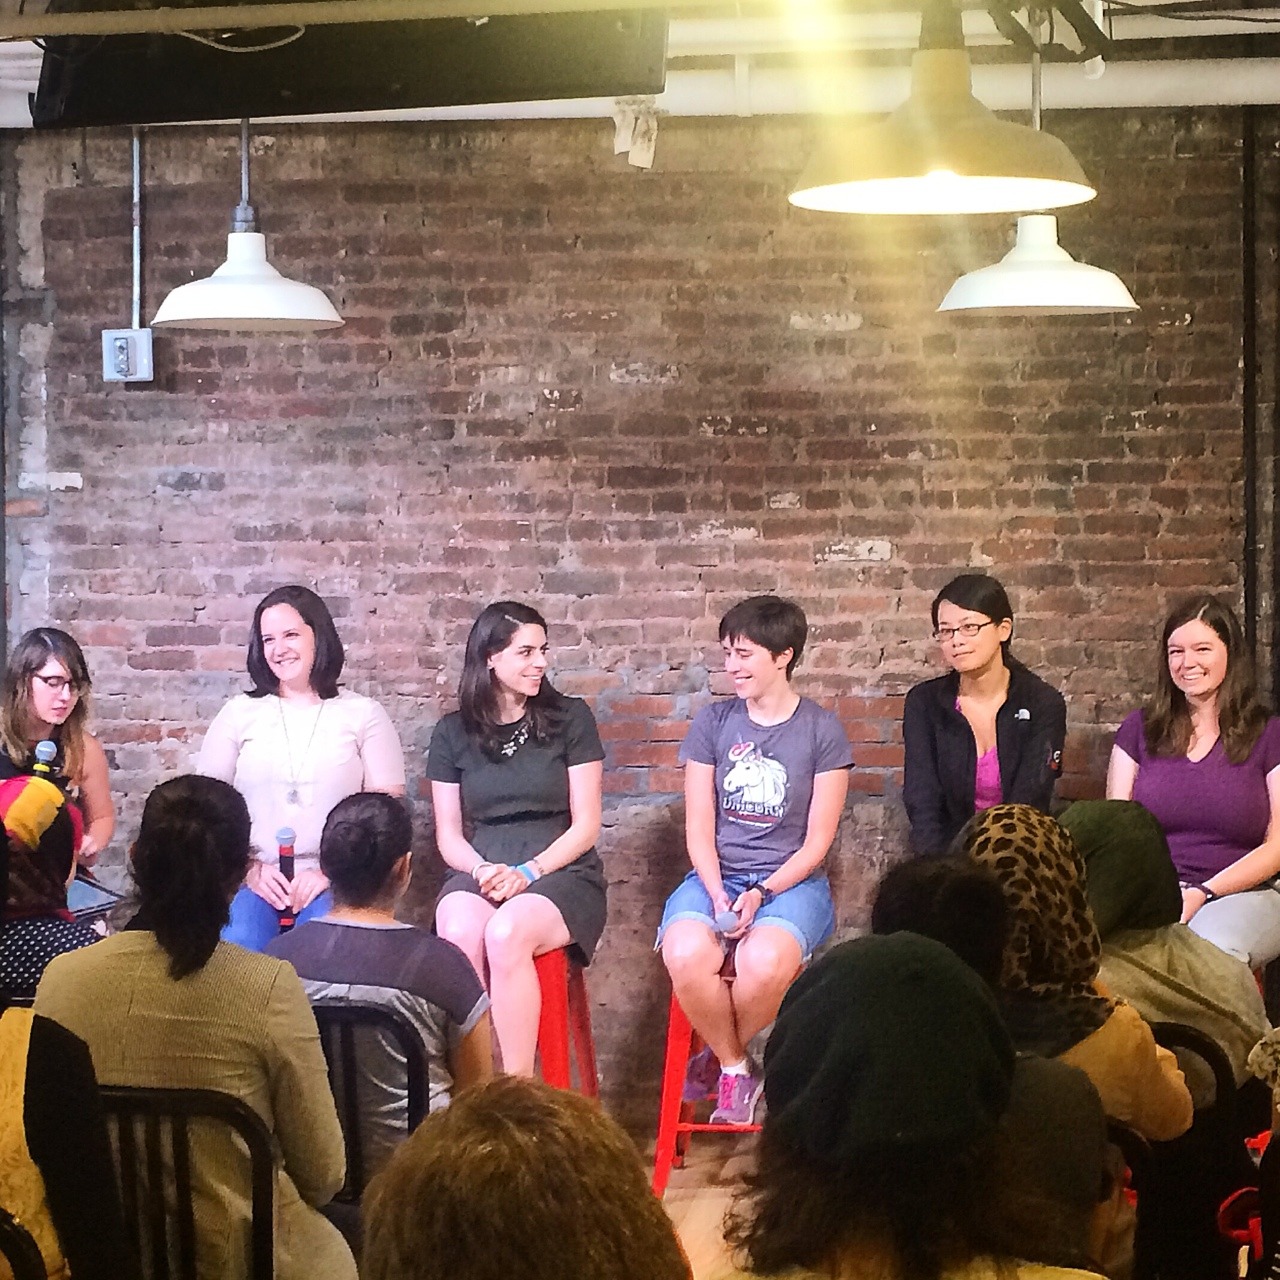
left=3, top=51, right=1280, bottom=130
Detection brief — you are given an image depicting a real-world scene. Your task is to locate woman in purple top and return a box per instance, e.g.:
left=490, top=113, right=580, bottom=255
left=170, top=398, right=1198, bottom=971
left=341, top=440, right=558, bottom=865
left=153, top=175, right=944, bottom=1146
left=1108, top=594, right=1280, bottom=967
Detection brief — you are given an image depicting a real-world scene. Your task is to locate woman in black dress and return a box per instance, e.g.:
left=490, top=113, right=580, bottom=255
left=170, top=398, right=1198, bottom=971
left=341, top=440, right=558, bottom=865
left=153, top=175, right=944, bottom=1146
left=428, top=602, right=605, bottom=1075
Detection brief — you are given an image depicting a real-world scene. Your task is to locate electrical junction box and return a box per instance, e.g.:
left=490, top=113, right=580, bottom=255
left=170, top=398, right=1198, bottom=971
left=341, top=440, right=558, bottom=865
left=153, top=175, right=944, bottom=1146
left=101, top=328, right=153, bottom=383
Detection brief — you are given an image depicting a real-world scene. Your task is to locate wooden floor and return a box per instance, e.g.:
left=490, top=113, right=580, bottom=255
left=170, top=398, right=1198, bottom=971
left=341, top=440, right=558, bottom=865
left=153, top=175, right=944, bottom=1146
left=656, top=1130, right=759, bottom=1280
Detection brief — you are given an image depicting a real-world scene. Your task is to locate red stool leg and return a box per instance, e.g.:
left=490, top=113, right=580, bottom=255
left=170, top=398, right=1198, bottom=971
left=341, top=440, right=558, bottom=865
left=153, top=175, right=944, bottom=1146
left=566, top=963, right=600, bottom=1098
left=534, top=949, right=572, bottom=1090
left=675, top=1029, right=706, bottom=1163
left=653, top=991, right=694, bottom=1198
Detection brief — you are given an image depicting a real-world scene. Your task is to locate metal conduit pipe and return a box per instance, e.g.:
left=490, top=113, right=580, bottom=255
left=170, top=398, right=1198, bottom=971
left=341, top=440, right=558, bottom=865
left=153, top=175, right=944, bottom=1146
left=2, top=51, right=1280, bottom=127
left=269, top=60, right=1280, bottom=122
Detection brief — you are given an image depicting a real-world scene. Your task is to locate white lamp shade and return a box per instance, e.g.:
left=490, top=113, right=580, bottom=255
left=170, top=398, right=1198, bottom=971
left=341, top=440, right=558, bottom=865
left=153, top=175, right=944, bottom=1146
left=151, top=232, right=343, bottom=331
left=938, top=215, right=1139, bottom=315
left=789, top=50, right=1096, bottom=216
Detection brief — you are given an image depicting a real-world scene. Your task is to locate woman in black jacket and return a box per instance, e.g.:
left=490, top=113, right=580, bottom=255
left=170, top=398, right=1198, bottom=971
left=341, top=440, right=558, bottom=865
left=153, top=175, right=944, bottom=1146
left=903, top=574, right=1066, bottom=855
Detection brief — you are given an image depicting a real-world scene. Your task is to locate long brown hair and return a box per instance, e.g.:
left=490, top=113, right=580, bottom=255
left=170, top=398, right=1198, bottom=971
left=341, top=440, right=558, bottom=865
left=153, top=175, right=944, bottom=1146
left=0, top=628, right=92, bottom=783
left=458, top=602, right=566, bottom=760
left=1144, top=594, right=1268, bottom=764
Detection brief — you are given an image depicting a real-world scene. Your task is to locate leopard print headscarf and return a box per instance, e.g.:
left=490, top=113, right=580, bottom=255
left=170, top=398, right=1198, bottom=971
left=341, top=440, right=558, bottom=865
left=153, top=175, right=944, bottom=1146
left=957, top=804, right=1114, bottom=1056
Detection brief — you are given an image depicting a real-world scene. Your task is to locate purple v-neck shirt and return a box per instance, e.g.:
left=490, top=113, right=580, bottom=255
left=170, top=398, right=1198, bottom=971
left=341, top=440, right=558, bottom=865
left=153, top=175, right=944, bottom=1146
left=1114, top=710, right=1280, bottom=882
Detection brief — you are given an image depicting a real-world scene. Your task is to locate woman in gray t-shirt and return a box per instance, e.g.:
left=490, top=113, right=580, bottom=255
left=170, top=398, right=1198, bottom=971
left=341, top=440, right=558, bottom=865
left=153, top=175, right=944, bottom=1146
left=658, top=596, right=851, bottom=1126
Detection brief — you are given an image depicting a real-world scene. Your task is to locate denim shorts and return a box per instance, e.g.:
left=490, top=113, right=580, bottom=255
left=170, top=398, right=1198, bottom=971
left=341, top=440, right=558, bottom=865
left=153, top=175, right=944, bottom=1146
left=656, top=869, right=836, bottom=962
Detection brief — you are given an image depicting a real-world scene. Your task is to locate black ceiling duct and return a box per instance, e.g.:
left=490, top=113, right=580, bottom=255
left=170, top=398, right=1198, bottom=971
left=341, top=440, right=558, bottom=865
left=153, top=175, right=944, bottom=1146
left=32, top=2, right=668, bottom=128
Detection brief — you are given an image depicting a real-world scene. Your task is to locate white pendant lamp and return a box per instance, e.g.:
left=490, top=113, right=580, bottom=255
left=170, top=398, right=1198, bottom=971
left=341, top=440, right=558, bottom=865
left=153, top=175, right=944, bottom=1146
left=937, top=37, right=1137, bottom=316
left=789, top=0, right=1095, bottom=216
left=152, top=119, right=342, bottom=332
left=938, top=214, right=1138, bottom=314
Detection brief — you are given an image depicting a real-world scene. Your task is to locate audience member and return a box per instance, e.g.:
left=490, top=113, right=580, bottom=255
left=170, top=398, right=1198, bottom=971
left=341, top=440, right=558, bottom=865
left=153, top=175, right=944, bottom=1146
left=659, top=596, right=850, bottom=1124
left=1107, top=594, right=1280, bottom=967
left=198, top=584, right=406, bottom=951
left=1061, top=798, right=1268, bottom=1104
left=722, top=933, right=1107, bottom=1279
left=35, top=774, right=355, bottom=1280
left=903, top=574, right=1065, bottom=856
left=267, top=792, right=492, bottom=1178
left=361, top=1075, right=691, bottom=1280
left=0, top=626, right=113, bottom=864
left=429, top=601, right=605, bottom=1075
left=0, top=774, right=97, bottom=1002
left=957, top=804, right=1193, bottom=1141
left=0, top=811, right=136, bottom=1280
left=870, top=855, right=1009, bottom=988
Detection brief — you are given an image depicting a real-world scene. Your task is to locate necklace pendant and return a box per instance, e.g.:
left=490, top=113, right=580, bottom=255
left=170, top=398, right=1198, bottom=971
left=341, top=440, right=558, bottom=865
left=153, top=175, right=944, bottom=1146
left=287, top=787, right=300, bottom=805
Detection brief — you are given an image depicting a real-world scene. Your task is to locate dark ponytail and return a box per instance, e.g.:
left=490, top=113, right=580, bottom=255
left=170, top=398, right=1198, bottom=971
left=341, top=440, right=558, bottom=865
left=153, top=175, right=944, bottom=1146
left=132, top=775, right=252, bottom=979
left=320, top=792, right=412, bottom=908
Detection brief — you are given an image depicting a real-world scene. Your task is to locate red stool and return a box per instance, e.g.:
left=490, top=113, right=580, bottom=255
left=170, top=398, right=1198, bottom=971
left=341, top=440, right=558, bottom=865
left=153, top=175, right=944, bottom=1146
left=652, top=987, right=761, bottom=1197
left=534, top=947, right=599, bottom=1097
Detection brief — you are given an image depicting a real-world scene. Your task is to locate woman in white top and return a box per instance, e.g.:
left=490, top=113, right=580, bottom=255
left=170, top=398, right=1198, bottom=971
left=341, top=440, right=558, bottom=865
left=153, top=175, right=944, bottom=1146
left=197, top=585, right=406, bottom=951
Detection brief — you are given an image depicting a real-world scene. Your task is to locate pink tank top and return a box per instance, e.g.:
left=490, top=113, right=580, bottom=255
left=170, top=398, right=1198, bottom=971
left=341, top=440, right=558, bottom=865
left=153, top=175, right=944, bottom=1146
left=974, top=745, right=1002, bottom=811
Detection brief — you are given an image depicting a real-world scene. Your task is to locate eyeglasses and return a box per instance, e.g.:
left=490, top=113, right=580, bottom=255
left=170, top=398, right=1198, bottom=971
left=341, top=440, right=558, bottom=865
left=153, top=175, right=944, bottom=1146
left=32, top=673, right=82, bottom=696
left=933, top=621, right=996, bottom=643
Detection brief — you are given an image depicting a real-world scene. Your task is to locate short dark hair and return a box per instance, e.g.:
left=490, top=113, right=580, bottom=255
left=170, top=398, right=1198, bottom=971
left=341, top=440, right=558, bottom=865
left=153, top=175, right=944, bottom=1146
left=132, top=775, right=252, bottom=980
left=931, top=575, right=1014, bottom=658
left=458, top=601, right=566, bottom=759
left=320, top=793, right=413, bottom=909
left=719, top=596, right=808, bottom=679
left=870, top=857, right=1010, bottom=989
left=245, top=585, right=345, bottom=700
left=362, top=1076, right=691, bottom=1280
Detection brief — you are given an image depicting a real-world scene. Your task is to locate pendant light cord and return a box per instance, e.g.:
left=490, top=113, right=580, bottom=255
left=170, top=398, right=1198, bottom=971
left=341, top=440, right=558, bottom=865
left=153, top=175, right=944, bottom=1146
left=1029, top=7, right=1044, bottom=131
left=231, top=116, right=258, bottom=233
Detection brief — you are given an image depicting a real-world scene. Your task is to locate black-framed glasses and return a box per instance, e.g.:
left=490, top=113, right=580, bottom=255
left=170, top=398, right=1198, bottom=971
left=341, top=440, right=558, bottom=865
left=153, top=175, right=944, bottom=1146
left=32, top=673, right=82, bottom=696
left=933, top=621, right=996, bottom=643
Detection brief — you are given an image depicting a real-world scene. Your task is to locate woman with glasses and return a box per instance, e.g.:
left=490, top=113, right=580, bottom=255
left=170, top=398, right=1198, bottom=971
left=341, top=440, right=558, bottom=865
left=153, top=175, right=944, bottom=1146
left=0, top=627, right=112, bottom=865
left=903, top=574, right=1066, bottom=855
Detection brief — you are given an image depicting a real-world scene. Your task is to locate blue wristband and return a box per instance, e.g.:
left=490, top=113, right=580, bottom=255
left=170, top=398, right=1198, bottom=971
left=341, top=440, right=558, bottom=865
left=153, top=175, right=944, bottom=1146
left=516, top=862, right=539, bottom=884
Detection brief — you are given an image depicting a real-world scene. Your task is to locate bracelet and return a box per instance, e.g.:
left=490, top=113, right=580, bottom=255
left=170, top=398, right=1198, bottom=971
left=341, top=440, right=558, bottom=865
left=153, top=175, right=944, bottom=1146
left=1193, top=883, right=1221, bottom=904
left=471, top=862, right=494, bottom=883
left=516, top=861, right=544, bottom=884
left=746, top=880, right=776, bottom=907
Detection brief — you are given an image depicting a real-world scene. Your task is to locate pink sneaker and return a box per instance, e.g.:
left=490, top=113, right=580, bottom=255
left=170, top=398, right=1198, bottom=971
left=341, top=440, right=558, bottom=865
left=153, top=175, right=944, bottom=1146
left=710, top=1068, right=763, bottom=1125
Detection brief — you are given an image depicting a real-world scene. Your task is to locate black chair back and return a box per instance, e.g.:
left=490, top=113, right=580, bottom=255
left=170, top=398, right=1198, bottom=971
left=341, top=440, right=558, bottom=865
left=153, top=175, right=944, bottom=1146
left=99, top=1085, right=275, bottom=1280
left=1137, top=1021, right=1253, bottom=1280
left=311, top=1001, right=427, bottom=1202
left=0, top=1206, right=45, bottom=1280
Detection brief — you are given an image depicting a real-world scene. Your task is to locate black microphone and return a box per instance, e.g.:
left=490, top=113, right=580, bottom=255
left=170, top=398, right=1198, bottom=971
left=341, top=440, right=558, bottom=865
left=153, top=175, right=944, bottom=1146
left=276, top=826, right=296, bottom=932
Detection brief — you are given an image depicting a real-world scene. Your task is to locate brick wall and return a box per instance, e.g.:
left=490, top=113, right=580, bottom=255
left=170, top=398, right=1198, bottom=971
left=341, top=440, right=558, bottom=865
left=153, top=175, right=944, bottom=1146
left=2, top=106, right=1273, bottom=1129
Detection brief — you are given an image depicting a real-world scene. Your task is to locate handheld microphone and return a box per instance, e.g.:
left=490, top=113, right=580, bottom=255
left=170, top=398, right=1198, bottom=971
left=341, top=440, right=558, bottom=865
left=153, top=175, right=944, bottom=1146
left=276, top=826, right=297, bottom=932
left=33, top=740, right=57, bottom=778
left=714, top=910, right=739, bottom=933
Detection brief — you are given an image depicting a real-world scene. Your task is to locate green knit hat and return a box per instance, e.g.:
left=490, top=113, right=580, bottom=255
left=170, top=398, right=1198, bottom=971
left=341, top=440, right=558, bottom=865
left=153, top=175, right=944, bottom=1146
left=1059, top=799, right=1182, bottom=938
left=763, top=933, right=1016, bottom=1167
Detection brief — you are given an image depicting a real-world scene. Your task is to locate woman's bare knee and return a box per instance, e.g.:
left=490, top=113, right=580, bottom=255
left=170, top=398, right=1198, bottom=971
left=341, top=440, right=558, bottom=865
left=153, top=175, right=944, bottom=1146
left=661, top=923, right=722, bottom=980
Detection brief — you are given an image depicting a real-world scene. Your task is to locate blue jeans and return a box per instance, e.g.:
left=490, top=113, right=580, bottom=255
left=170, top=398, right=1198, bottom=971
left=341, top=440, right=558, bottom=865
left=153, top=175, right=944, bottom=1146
left=656, top=870, right=835, bottom=961
left=221, top=884, right=333, bottom=952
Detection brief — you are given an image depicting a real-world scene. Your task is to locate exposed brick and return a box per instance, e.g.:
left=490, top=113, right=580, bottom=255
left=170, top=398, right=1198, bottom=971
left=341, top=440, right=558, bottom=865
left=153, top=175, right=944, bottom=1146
left=7, top=108, right=1271, bottom=1134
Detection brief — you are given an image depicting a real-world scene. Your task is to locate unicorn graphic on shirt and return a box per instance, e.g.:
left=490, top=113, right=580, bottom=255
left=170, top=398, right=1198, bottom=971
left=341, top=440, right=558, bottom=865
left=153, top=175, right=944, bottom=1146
left=722, top=741, right=788, bottom=828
